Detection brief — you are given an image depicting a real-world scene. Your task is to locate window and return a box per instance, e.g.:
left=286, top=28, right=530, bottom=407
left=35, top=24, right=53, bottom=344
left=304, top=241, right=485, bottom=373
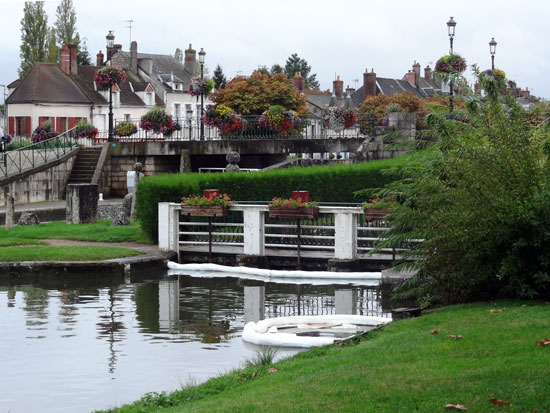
left=124, top=114, right=131, bottom=121
left=16, top=117, right=29, bottom=136
left=174, top=103, right=181, bottom=121
left=196, top=104, right=202, bottom=116
left=57, top=117, right=68, bottom=133
left=146, top=92, right=154, bottom=106
left=185, top=104, right=193, bottom=119
left=97, top=115, right=106, bottom=133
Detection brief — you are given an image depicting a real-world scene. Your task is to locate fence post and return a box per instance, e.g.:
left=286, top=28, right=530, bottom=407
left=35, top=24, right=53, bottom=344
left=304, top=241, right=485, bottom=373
left=242, top=206, right=265, bottom=256
left=158, top=202, right=179, bottom=252
left=334, top=210, right=357, bottom=259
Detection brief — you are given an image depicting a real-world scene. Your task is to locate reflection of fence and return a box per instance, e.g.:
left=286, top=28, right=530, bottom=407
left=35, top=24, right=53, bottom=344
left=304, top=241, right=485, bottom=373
left=0, top=128, right=78, bottom=178
left=264, top=288, right=390, bottom=318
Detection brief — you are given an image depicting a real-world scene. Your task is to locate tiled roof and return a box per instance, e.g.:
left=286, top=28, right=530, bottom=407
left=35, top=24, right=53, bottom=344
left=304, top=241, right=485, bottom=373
left=6, top=63, right=92, bottom=104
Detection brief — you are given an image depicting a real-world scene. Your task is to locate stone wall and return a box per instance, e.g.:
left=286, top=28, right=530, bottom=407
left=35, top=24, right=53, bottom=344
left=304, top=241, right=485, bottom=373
left=109, top=155, right=180, bottom=197
left=0, top=151, right=76, bottom=206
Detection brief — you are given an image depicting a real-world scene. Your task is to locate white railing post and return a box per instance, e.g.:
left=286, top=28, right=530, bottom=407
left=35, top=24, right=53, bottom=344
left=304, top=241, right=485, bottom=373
left=242, top=206, right=265, bottom=256
left=158, top=202, right=179, bottom=252
left=334, top=210, right=357, bottom=259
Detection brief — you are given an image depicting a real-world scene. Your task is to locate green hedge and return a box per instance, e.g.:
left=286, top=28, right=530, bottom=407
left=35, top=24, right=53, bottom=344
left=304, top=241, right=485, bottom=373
left=136, top=153, right=422, bottom=241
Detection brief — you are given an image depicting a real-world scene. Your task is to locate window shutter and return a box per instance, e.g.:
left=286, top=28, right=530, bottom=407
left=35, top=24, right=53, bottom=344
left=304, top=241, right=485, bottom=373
left=25, top=117, right=31, bottom=136
left=8, top=117, right=14, bottom=135
left=68, top=117, right=78, bottom=129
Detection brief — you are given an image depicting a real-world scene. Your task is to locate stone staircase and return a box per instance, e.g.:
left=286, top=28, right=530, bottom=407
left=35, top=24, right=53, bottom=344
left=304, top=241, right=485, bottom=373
left=67, top=147, right=102, bottom=184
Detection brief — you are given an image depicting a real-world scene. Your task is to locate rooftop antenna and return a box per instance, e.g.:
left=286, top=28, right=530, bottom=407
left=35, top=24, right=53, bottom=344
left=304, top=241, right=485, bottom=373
left=126, top=19, right=134, bottom=47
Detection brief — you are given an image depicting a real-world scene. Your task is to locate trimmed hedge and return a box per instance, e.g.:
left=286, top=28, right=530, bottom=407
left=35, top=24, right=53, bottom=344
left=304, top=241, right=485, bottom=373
left=136, top=153, right=422, bottom=241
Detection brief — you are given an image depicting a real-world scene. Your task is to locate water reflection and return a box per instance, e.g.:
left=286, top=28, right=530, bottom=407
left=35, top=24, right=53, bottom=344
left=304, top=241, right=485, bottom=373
left=0, top=275, right=389, bottom=413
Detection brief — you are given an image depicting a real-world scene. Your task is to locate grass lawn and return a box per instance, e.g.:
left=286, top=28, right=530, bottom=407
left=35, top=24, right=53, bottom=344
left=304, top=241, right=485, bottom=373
left=98, top=301, right=550, bottom=413
left=0, top=245, right=142, bottom=261
left=0, top=220, right=153, bottom=245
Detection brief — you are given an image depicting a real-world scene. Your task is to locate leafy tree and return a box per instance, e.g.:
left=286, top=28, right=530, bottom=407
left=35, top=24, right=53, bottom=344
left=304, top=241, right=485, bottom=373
left=212, top=64, right=227, bottom=90
left=174, top=48, right=183, bottom=63
left=211, top=72, right=307, bottom=115
left=284, top=53, right=319, bottom=90
left=19, top=1, right=49, bottom=78
left=54, top=0, right=77, bottom=46
left=377, top=71, right=550, bottom=304
left=254, top=65, right=270, bottom=76
left=46, top=27, right=58, bottom=63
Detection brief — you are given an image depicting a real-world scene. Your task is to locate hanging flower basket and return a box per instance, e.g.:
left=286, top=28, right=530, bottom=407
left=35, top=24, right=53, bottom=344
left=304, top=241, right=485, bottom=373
left=94, top=66, right=127, bottom=89
left=189, top=77, right=214, bottom=97
left=322, top=107, right=357, bottom=131
left=481, top=69, right=506, bottom=88
left=115, top=121, right=138, bottom=137
left=202, top=105, right=247, bottom=135
left=435, top=54, right=467, bottom=74
left=73, top=120, right=99, bottom=139
left=259, top=105, right=304, bottom=136
left=139, top=106, right=175, bottom=134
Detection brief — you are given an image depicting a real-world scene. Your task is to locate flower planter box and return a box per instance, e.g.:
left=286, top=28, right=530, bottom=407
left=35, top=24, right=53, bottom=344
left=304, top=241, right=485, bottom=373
left=363, top=208, right=391, bottom=222
left=269, top=206, right=319, bottom=220
left=181, top=205, right=229, bottom=217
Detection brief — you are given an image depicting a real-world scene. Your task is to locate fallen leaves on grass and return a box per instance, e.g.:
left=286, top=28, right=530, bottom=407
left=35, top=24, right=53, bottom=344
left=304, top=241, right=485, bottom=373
left=535, top=338, right=550, bottom=346
left=267, top=368, right=277, bottom=374
left=488, top=308, right=507, bottom=313
left=444, top=403, right=467, bottom=411
left=489, top=398, right=511, bottom=406
left=446, top=334, right=463, bottom=340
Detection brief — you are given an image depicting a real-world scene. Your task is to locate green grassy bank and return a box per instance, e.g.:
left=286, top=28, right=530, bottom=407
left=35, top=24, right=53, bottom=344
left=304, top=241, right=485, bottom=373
left=99, top=301, right=550, bottom=412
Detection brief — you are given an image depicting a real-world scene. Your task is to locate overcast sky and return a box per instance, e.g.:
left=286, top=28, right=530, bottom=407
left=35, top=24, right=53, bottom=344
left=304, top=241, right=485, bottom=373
left=1, top=0, right=549, bottom=101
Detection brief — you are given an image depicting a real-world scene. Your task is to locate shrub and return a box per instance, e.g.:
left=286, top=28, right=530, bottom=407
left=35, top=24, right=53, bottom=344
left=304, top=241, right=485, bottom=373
left=136, top=155, right=419, bottom=240
left=358, top=93, right=428, bottom=132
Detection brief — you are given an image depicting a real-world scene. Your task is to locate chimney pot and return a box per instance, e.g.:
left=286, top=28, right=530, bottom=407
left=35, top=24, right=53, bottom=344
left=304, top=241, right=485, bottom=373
left=293, top=71, right=305, bottom=91
left=364, top=68, right=377, bottom=98
left=333, top=75, right=344, bottom=99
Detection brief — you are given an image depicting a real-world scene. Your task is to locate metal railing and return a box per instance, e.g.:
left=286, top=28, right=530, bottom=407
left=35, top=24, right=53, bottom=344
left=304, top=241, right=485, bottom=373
left=0, top=128, right=79, bottom=179
left=87, top=115, right=373, bottom=143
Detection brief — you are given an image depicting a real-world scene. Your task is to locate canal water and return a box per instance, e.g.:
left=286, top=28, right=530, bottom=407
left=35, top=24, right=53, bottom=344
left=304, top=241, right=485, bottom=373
left=0, top=273, right=389, bottom=412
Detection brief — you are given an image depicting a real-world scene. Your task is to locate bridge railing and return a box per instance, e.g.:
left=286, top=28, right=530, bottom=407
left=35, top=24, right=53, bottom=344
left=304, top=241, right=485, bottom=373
left=159, top=203, right=404, bottom=261
left=0, top=128, right=79, bottom=179
left=90, top=115, right=371, bottom=143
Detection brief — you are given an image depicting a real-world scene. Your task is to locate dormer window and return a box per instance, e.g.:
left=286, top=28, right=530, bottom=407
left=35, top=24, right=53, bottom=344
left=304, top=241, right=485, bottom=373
left=146, top=92, right=154, bottom=106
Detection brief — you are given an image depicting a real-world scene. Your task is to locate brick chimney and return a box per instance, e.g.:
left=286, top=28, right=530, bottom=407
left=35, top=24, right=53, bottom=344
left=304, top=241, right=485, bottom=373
left=68, top=42, right=78, bottom=75
left=130, top=41, right=138, bottom=73
left=346, top=85, right=355, bottom=95
left=407, top=70, right=415, bottom=86
left=424, top=65, right=431, bottom=82
left=364, top=68, right=377, bottom=97
left=96, top=50, right=104, bottom=67
left=412, top=61, right=420, bottom=86
left=59, top=44, right=71, bottom=75
left=293, top=72, right=305, bottom=91
left=184, top=44, right=196, bottom=76
left=333, top=75, right=344, bottom=99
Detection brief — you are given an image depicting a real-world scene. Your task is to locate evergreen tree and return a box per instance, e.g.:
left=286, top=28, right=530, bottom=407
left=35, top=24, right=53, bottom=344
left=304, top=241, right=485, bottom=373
left=212, top=64, right=227, bottom=90
left=19, top=1, right=49, bottom=78
left=284, top=53, right=320, bottom=90
left=254, top=65, right=270, bottom=76
left=46, top=27, right=58, bottom=63
left=174, top=48, right=183, bottom=63
left=270, top=64, right=284, bottom=75
left=77, top=36, right=91, bottom=66
left=55, top=0, right=77, bottom=46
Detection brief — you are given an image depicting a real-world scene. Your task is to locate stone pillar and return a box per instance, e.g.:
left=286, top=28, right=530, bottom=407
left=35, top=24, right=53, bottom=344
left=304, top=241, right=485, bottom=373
left=66, top=184, right=98, bottom=224
left=180, top=149, right=192, bottom=173
left=244, top=285, right=265, bottom=323
left=5, top=193, right=15, bottom=230
left=335, top=289, right=357, bottom=315
left=225, top=151, right=240, bottom=172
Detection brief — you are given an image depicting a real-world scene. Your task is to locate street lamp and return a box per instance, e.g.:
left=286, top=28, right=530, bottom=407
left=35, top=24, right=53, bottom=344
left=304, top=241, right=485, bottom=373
left=106, top=31, right=115, bottom=142
left=0, top=83, right=7, bottom=134
left=446, top=16, right=456, bottom=111
left=198, top=48, right=206, bottom=141
left=489, top=37, right=497, bottom=70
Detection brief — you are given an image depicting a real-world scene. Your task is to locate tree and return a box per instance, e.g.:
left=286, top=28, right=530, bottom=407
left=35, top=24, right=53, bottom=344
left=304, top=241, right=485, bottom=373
left=270, top=64, right=284, bottom=75
left=77, top=35, right=91, bottom=66
left=379, top=72, right=550, bottom=303
left=254, top=65, right=270, bottom=76
left=55, top=0, right=77, bottom=46
left=19, top=1, right=49, bottom=78
left=46, top=27, right=58, bottom=63
left=174, top=48, right=183, bottom=63
left=212, top=64, right=227, bottom=90
left=211, top=72, right=307, bottom=115
left=284, top=53, right=320, bottom=90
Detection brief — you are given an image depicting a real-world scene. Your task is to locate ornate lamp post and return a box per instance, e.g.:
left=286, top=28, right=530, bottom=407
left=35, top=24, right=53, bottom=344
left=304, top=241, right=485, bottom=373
left=199, top=48, right=206, bottom=141
left=489, top=37, right=497, bottom=70
left=106, top=31, right=115, bottom=142
left=447, top=16, right=457, bottom=111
